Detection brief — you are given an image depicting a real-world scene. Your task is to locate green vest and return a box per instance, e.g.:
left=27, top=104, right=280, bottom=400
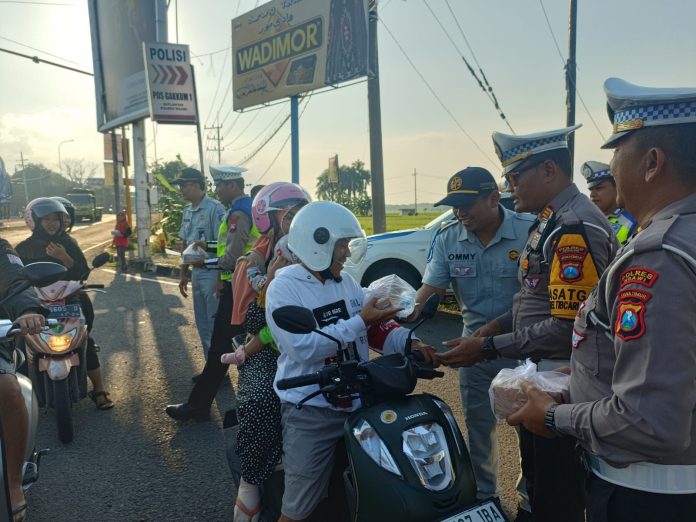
left=217, top=211, right=259, bottom=281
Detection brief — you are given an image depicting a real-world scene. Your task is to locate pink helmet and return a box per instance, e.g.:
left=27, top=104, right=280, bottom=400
left=252, top=182, right=311, bottom=233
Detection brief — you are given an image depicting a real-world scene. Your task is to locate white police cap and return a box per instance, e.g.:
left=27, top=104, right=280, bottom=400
left=209, top=165, right=247, bottom=183
left=492, top=124, right=581, bottom=175
left=603, top=78, right=696, bottom=148
left=581, top=161, right=613, bottom=189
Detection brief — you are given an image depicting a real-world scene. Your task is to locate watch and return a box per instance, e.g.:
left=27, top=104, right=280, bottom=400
left=544, top=403, right=560, bottom=435
left=481, top=336, right=500, bottom=361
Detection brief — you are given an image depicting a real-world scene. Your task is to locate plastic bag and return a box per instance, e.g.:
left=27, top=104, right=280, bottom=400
left=364, top=274, right=417, bottom=319
left=489, top=359, right=570, bottom=421
left=181, top=243, right=208, bottom=265
left=111, top=230, right=122, bottom=237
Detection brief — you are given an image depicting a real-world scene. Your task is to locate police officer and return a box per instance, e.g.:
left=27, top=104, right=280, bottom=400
left=582, top=161, right=637, bottom=244
left=438, top=125, right=618, bottom=522
left=166, top=165, right=258, bottom=421
left=408, top=167, right=534, bottom=508
left=0, top=239, right=46, bottom=520
left=509, top=79, right=696, bottom=522
left=173, top=168, right=226, bottom=363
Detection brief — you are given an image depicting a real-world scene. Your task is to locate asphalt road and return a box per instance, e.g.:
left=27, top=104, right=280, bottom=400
left=19, top=220, right=523, bottom=521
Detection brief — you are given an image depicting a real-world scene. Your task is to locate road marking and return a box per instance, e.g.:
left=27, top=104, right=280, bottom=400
left=83, top=239, right=113, bottom=252
left=100, top=268, right=180, bottom=287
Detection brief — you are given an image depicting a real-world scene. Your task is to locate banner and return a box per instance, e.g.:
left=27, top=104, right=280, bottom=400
left=232, top=0, right=369, bottom=110
left=144, top=42, right=197, bottom=124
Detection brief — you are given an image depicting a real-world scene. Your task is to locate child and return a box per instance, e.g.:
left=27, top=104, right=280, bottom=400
left=111, top=211, right=132, bottom=273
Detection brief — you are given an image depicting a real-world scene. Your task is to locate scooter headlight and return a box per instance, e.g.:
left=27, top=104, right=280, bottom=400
left=40, top=330, right=75, bottom=353
left=402, top=423, right=454, bottom=491
left=353, top=419, right=402, bottom=477
left=433, top=398, right=463, bottom=455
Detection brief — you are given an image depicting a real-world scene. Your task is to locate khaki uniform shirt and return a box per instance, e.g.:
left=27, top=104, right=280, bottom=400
left=494, top=184, right=618, bottom=360
left=556, top=192, right=696, bottom=467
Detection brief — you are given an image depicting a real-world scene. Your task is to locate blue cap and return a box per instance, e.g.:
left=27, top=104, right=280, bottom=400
left=434, top=167, right=498, bottom=207
left=492, top=125, right=581, bottom=175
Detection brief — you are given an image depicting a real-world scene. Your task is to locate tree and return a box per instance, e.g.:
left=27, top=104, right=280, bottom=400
left=10, top=163, right=74, bottom=215
left=62, top=158, right=98, bottom=185
left=315, top=160, right=372, bottom=216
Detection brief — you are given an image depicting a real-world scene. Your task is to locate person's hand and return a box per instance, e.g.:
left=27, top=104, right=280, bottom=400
left=507, top=381, right=560, bottom=438
left=14, top=312, right=45, bottom=335
left=191, top=258, right=205, bottom=268
left=403, top=302, right=423, bottom=323
left=411, top=340, right=439, bottom=367
left=214, top=278, right=223, bottom=299
left=193, top=240, right=207, bottom=249
left=472, top=319, right=502, bottom=337
left=46, top=242, right=70, bottom=264
left=267, top=256, right=290, bottom=282
left=436, top=336, right=485, bottom=368
left=179, top=273, right=189, bottom=298
left=220, top=346, right=246, bottom=366
left=359, top=297, right=403, bottom=327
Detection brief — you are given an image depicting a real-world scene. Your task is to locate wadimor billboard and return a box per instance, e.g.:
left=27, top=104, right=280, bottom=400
left=232, top=0, right=369, bottom=110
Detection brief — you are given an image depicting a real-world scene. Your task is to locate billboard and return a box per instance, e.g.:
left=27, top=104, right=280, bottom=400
left=232, top=0, right=369, bottom=110
left=88, top=0, right=167, bottom=132
left=144, top=42, right=197, bottom=124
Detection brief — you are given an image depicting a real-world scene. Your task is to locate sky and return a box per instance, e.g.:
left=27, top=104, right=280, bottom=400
left=1, top=0, right=695, bottom=206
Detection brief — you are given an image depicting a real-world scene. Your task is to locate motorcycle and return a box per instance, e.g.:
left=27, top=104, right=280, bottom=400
left=23, top=252, right=110, bottom=444
left=0, top=261, right=67, bottom=522
left=271, top=294, right=508, bottom=522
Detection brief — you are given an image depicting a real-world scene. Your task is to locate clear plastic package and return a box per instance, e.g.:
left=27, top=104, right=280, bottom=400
left=489, top=359, right=570, bottom=420
left=181, top=243, right=208, bottom=265
left=364, top=274, right=417, bottom=319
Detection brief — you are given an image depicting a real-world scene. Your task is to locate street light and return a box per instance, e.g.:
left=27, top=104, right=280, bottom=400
left=58, top=139, right=74, bottom=177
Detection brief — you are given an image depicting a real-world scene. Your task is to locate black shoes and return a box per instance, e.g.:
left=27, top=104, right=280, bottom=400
left=165, top=403, right=210, bottom=422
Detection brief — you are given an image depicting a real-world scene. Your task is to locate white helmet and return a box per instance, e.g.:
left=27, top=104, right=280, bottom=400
left=288, top=201, right=367, bottom=272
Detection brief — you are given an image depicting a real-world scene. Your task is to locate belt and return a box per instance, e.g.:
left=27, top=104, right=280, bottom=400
left=536, top=359, right=570, bottom=372
left=586, top=453, right=696, bottom=494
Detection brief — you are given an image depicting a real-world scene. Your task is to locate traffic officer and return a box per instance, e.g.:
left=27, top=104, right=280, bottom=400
left=509, top=79, right=696, bottom=522
left=437, top=125, right=618, bottom=522
left=408, top=167, right=534, bottom=509
left=582, top=161, right=637, bottom=244
left=166, top=165, right=258, bottom=421
left=174, top=168, right=226, bottom=363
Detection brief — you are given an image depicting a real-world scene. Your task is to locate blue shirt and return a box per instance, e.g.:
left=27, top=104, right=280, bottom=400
left=422, top=207, right=535, bottom=336
left=178, top=194, right=226, bottom=245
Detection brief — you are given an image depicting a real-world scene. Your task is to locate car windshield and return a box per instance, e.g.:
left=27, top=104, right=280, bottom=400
left=422, top=210, right=455, bottom=229
left=67, top=195, right=92, bottom=205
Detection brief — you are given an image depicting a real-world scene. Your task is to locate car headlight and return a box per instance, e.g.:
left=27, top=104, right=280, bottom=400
left=433, top=398, right=463, bottom=455
left=402, top=422, right=454, bottom=491
left=40, top=330, right=75, bottom=353
left=353, top=419, right=402, bottom=477
left=347, top=236, right=367, bottom=266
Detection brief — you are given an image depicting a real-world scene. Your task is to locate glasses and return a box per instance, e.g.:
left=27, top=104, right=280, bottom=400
left=505, top=159, right=546, bottom=185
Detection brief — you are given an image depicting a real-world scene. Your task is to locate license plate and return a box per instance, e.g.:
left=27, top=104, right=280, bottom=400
left=440, top=500, right=507, bottom=522
left=47, top=304, right=81, bottom=318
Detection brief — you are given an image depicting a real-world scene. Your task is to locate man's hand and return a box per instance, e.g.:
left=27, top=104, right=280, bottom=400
left=14, top=312, right=45, bottom=335
left=436, top=336, right=485, bottom=368
left=191, top=258, right=206, bottom=268
left=360, top=297, right=403, bottom=327
left=507, top=381, right=560, bottom=438
left=411, top=340, right=439, bottom=367
left=403, top=302, right=423, bottom=323
left=179, top=272, right=189, bottom=298
left=472, top=319, right=502, bottom=337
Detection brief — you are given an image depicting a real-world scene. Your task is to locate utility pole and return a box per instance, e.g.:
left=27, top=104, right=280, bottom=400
left=368, top=1, right=386, bottom=234
left=205, top=119, right=224, bottom=165
left=18, top=152, right=28, bottom=205
left=566, top=0, right=578, bottom=177
left=413, top=168, right=417, bottom=215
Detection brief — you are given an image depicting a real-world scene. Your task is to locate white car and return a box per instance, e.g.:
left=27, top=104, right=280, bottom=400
left=343, top=195, right=516, bottom=289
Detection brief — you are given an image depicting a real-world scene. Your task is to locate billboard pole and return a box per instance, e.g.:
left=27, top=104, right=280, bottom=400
left=291, top=95, right=299, bottom=184
left=368, top=3, right=386, bottom=234
left=111, top=131, right=121, bottom=211
left=192, top=65, right=206, bottom=174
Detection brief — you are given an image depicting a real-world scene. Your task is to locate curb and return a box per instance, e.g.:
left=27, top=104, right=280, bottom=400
left=128, top=257, right=183, bottom=279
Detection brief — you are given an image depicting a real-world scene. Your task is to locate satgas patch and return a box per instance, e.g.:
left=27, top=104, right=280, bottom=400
left=615, top=289, right=652, bottom=342
left=524, top=277, right=540, bottom=289
left=620, top=267, right=659, bottom=288
left=548, top=233, right=599, bottom=319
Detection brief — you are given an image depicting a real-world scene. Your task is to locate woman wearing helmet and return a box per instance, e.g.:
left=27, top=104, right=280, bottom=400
left=51, top=196, right=76, bottom=232
left=265, top=201, right=437, bottom=522
left=15, top=198, right=114, bottom=410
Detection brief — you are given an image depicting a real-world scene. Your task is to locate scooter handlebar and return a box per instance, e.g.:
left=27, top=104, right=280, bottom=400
left=276, top=373, right=321, bottom=390
left=86, top=284, right=105, bottom=289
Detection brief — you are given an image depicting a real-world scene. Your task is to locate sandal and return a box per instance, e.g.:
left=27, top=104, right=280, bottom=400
left=88, top=390, right=114, bottom=410
left=233, top=498, right=260, bottom=522
left=12, top=503, right=27, bottom=522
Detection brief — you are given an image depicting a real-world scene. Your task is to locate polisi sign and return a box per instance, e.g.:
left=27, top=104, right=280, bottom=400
left=144, top=42, right=197, bottom=124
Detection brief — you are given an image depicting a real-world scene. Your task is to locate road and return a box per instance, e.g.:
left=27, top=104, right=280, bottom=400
left=19, top=220, right=523, bottom=521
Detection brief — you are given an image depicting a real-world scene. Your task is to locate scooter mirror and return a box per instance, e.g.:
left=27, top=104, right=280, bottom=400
left=22, top=262, right=68, bottom=287
left=420, top=293, right=441, bottom=320
left=272, top=306, right=317, bottom=334
left=92, top=252, right=111, bottom=268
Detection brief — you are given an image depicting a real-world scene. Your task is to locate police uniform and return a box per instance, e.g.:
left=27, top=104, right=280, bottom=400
left=551, top=79, right=696, bottom=522
left=423, top=167, right=534, bottom=501
left=176, top=169, right=226, bottom=358
left=581, top=161, right=638, bottom=245
left=491, top=126, right=618, bottom=522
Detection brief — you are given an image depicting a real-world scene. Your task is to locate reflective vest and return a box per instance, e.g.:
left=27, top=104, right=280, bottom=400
left=217, top=196, right=259, bottom=281
left=607, top=208, right=638, bottom=245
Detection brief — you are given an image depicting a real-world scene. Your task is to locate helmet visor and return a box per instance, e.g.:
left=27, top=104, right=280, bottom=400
left=347, top=233, right=367, bottom=266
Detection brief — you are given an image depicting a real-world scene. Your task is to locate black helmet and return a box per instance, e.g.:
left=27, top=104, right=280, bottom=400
left=51, top=196, right=75, bottom=231
left=24, top=197, right=68, bottom=232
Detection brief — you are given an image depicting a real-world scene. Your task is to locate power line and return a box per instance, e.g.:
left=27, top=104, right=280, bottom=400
left=0, top=35, right=85, bottom=66
left=223, top=110, right=262, bottom=148
left=226, top=106, right=288, bottom=151
left=202, top=46, right=231, bottom=127
left=379, top=18, right=499, bottom=169
left=0, top=46, right=92, bottom=75
left=0, top=1, right=74, bottom=4
left=537, top=0, right=606, bottom=141
left=191, top=46, right=230, bottom=59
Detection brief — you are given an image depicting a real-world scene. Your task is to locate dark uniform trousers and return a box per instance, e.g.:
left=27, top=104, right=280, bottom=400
left=188, top=281, right=244, bottom=409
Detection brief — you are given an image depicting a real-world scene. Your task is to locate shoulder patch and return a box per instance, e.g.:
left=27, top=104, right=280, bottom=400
left=620, top=267, right=658, bottom=288
left=615, top=289, right=652, bottom=342
left=548, top=232, right=599, bottom=319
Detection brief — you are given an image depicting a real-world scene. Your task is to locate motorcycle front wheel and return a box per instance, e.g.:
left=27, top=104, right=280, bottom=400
left=53, top=378, right=74, bottom=443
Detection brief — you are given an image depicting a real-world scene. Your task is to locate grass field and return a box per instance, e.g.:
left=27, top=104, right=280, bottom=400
left=356, top=212, right=444, bottom=235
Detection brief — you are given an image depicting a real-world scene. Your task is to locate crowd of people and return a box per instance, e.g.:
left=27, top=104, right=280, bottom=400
left=0, top=76, right=695, bottom=522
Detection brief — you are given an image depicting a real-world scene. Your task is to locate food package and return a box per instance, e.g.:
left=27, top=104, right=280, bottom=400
left=180, top=243, right=208, bottom=265
left=364, top=274, right=417, bottom=319
left=489, top=359, right=570, bottom=420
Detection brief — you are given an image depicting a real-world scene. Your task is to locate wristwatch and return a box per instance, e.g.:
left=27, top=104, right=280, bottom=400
left=481, top=336, right=500, bottom=361
left=544, top=403, right=560, bottom=435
